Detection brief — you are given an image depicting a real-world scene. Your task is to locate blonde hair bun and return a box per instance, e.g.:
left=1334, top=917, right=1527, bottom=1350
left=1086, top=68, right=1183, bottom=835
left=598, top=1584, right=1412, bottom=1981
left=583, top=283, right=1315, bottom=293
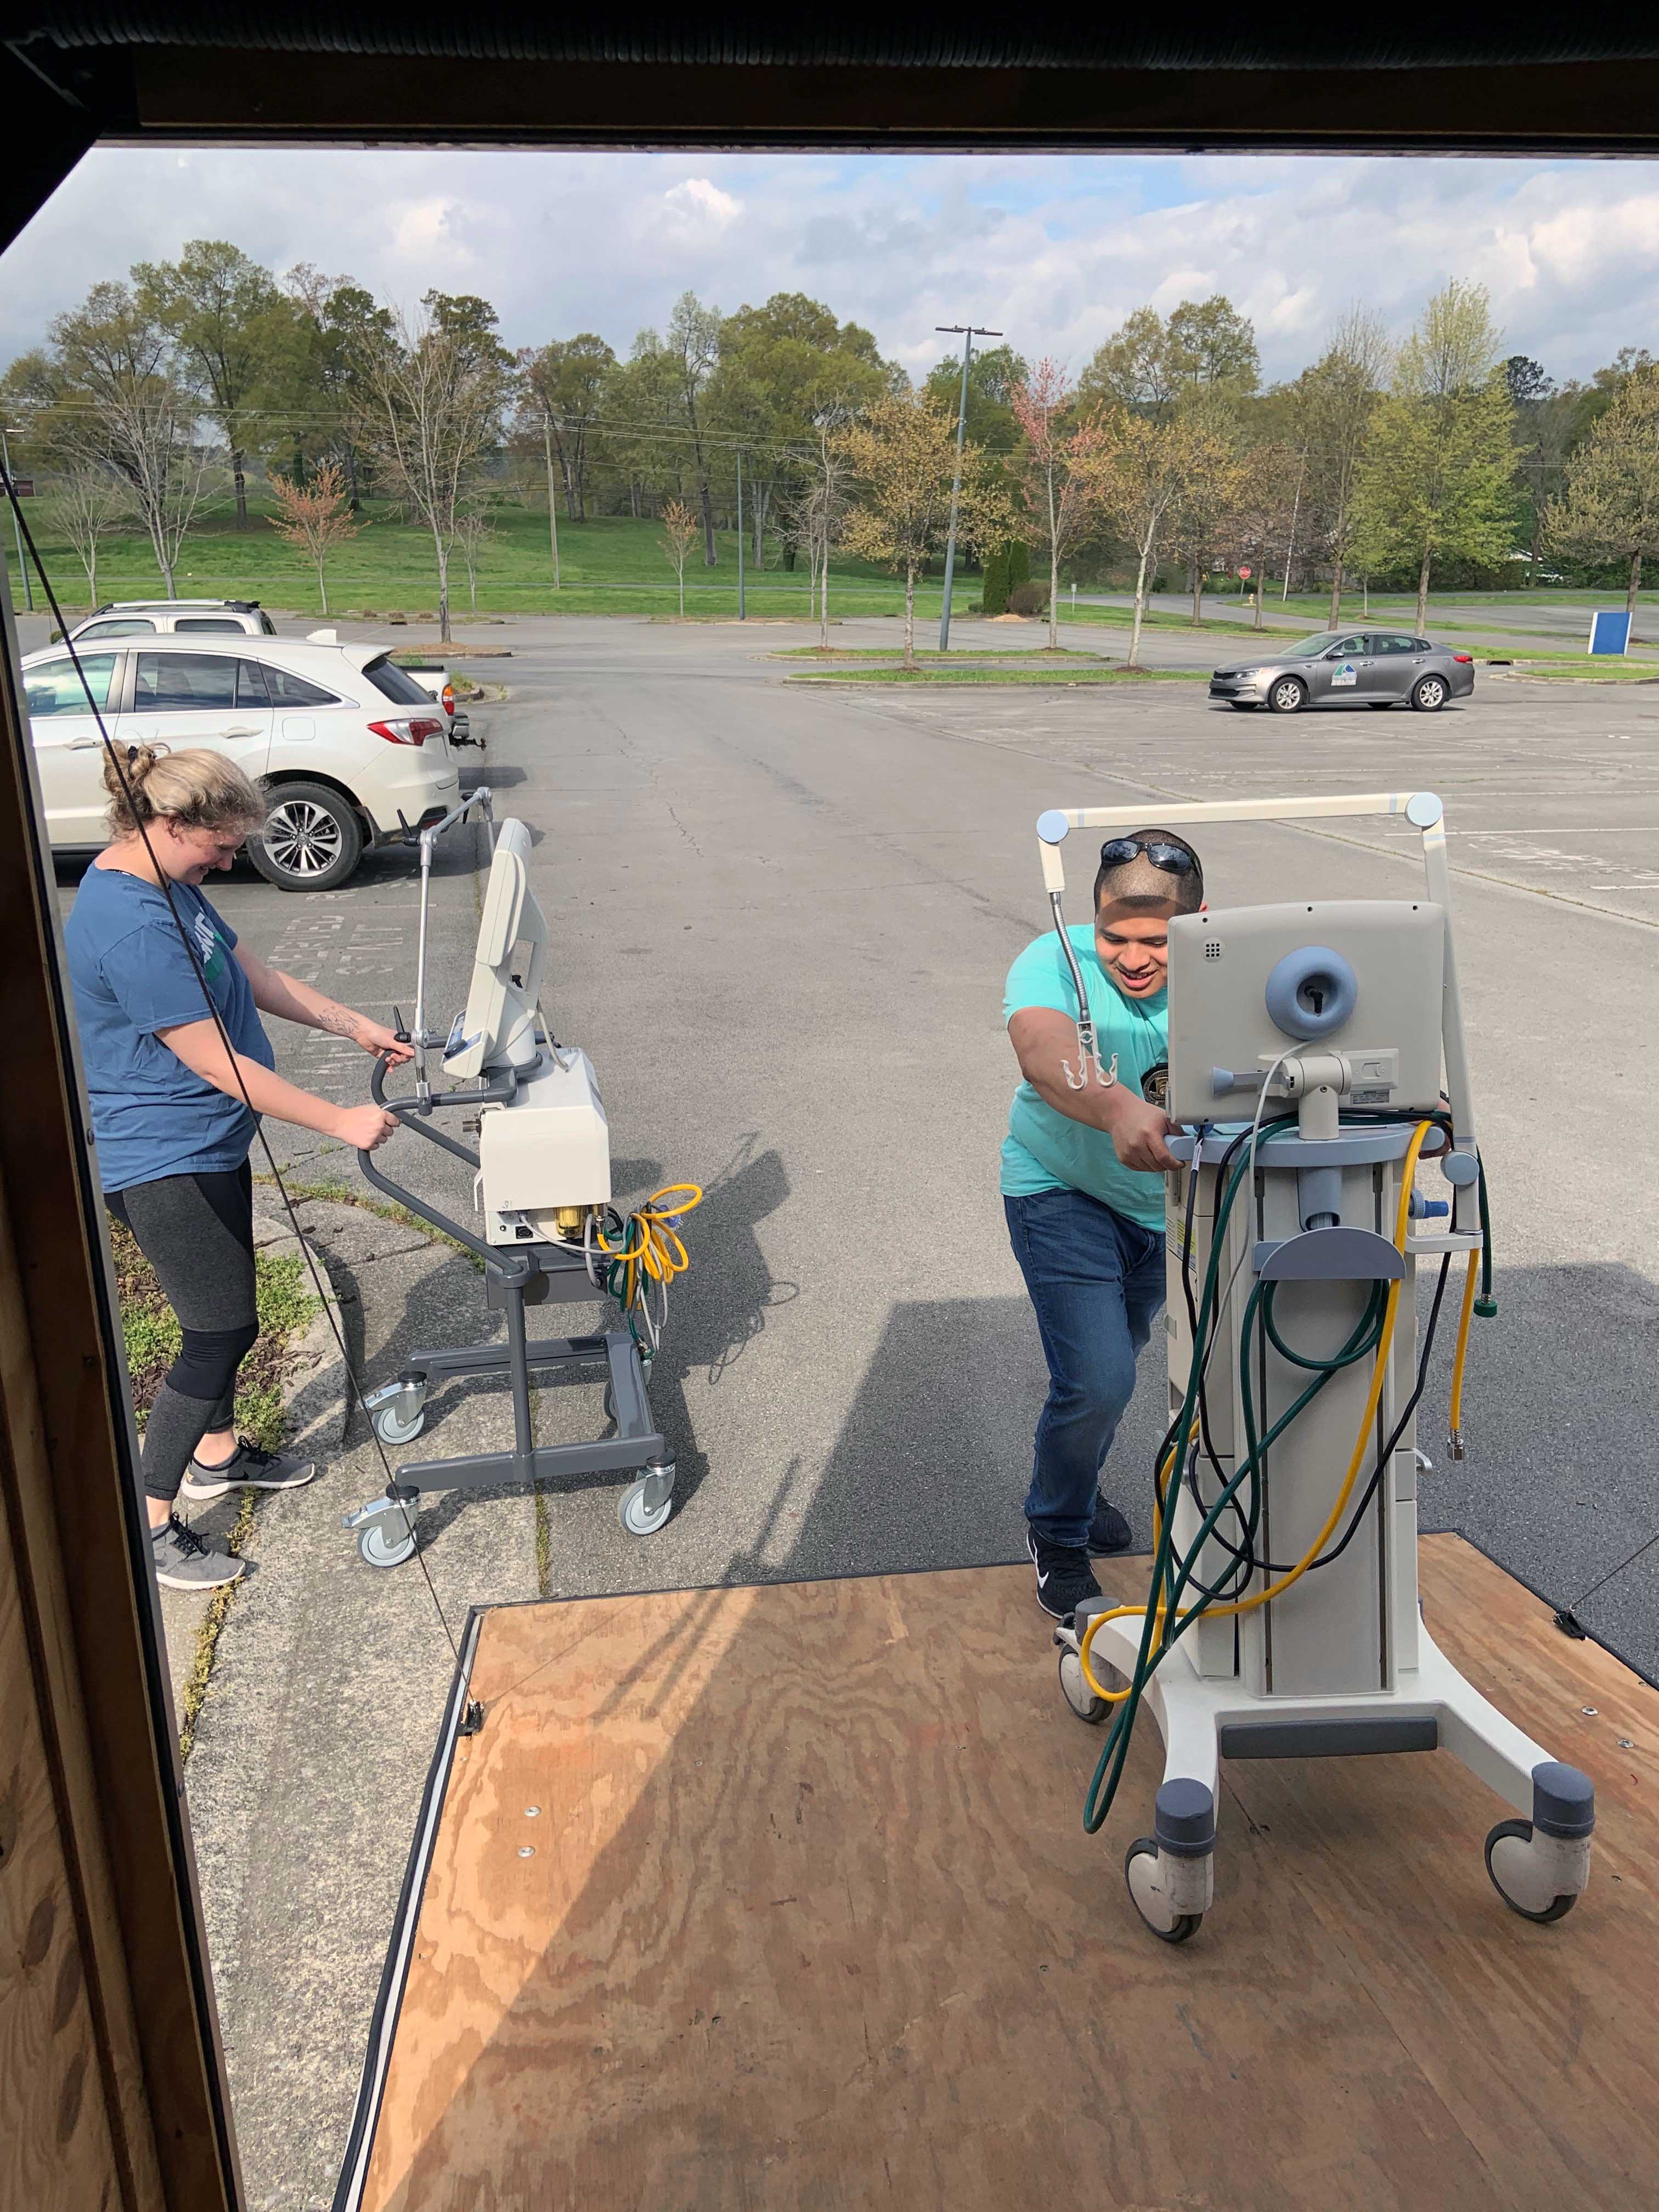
left=103, top=743, right=268, bottom=843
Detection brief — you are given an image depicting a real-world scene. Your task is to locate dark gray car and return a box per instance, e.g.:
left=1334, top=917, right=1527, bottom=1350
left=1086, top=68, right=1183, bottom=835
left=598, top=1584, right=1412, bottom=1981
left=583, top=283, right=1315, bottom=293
left=1209, top=629, right=1475, bottom=714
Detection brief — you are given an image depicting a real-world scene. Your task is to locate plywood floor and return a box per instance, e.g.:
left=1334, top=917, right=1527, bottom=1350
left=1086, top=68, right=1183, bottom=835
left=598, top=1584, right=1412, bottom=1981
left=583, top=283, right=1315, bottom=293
left=361, top=1537, right=1658, bottom=2212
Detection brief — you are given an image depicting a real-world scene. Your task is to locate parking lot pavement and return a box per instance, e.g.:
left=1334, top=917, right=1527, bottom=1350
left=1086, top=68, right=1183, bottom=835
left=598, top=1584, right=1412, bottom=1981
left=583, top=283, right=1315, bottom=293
left=65, top=620, right=1656, bottom=1677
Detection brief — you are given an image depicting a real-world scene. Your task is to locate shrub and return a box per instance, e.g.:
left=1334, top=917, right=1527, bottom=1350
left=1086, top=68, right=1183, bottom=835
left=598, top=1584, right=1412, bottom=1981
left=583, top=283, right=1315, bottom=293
left=981, top=544, right=1011, bottom=614
left=1007, top=538, right=1031, bottom=594
left=1008, top=579, right=1049, bottom=618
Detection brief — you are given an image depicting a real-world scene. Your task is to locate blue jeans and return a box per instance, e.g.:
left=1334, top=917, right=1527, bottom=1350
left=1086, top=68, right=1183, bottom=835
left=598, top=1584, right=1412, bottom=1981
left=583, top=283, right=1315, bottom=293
left=1005, top=1187, right=1166, bottom=1549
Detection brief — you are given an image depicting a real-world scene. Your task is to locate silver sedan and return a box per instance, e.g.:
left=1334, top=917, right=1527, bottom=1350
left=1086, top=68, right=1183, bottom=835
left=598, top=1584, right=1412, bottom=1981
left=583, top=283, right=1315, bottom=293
left=1209, top=630, right=1475, bottom=714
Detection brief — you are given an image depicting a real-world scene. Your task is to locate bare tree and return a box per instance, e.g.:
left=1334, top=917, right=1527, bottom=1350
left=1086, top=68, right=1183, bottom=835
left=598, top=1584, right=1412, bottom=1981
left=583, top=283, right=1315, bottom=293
left=836, top=392, right=1012, bottom=668
left=360, top=309, right=511, bottom=642
left=667, top=292, right=722, bottom=567
left=267, top=458, right=362, bottom=614
left=1099, top=412, right=1224, bottom=670
left=658, top=498, right=698, bottom=615
left=788, top=412, right=854, bottom=648
left=454, top=501, right=495, bottom=610
left=54, top=463, right=131, bottom=607
left=1301, top=308, right=1389, bottom=624
left=1010, top=361, right=1114, bottom=648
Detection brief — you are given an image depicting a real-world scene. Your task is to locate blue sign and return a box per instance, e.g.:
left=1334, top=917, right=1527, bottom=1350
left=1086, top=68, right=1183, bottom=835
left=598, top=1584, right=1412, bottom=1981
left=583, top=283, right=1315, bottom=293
left=1589, top=610, right=1632, bottom=657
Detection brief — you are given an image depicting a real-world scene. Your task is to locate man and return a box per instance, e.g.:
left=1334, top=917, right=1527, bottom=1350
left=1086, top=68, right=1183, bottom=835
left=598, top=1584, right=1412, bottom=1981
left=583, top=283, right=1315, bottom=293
left=1002, top=828, right=1204, bottom=1621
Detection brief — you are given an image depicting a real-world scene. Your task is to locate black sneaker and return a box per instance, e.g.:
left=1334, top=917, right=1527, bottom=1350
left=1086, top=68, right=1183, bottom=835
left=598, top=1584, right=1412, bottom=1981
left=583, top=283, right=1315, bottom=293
left=180, top=1438, right=317, bottom=1502
left=151, top=1514, right=245, bottom=1590
left=1087, top=1494, right=1133, bottom=1556
left=1026, top=1527, right=1102, bottom=1622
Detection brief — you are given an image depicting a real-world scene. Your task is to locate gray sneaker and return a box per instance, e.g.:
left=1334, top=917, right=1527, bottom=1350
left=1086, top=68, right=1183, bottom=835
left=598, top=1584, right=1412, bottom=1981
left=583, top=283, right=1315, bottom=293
left=180, top=1438, right=317, bottom=1501
left=151, top=1514, right=245, bottom=1590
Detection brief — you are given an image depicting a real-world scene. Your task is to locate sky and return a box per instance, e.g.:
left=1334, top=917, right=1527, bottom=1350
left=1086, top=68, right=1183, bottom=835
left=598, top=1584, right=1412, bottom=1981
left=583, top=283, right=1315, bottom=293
left=4, top=146, right=1659, bottom=387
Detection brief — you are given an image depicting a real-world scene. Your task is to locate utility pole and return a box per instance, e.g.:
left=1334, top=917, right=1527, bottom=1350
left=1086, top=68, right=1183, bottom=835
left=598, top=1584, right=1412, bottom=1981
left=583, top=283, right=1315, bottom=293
left=935, top=323, right=1000, bottom=652
left=539, top=416, right=561, bottom=589
left=736, top=450, right=745, bottom=619
left=2, top=428, right=33, bottom=611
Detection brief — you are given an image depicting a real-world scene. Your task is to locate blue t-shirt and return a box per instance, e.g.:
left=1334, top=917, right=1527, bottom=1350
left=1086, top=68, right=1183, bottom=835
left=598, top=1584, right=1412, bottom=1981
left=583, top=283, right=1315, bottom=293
left=64, top=867, right=275, bottom=1193
left=1001, top=925, right=1170, bottom=1230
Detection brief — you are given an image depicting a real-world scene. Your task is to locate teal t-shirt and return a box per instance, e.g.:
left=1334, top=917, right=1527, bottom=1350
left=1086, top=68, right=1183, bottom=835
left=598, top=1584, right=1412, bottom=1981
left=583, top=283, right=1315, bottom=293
left=1000, top=925, right=1169, bottom=1229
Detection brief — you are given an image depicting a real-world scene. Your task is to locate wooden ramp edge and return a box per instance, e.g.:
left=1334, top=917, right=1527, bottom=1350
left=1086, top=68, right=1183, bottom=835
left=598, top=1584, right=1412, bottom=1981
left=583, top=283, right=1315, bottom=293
left=358, top=1535, right=1658, bottom=2212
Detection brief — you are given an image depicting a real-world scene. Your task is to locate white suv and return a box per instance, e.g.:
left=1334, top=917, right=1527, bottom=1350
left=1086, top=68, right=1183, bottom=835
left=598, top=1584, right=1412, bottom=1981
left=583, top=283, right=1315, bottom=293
left=65, top=599, right=278, bottom=642
left=23, top=634, right=462, bottom=891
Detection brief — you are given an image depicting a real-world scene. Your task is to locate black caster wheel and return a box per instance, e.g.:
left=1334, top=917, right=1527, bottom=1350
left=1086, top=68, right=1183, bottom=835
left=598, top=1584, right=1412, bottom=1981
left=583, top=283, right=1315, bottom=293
left=1058, top=1647, right=1107, bottom=1724
left=1485, top=1819, right=1579, bottom=1923
left=1124, top=1838, right=1203, bottom=1944
left=357, top=1514, right=417, bottom=1570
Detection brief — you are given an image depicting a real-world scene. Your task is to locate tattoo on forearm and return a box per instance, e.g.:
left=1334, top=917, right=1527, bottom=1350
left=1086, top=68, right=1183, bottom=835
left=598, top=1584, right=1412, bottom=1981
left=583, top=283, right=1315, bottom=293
left=319, top=1007, right=365, bottom=1039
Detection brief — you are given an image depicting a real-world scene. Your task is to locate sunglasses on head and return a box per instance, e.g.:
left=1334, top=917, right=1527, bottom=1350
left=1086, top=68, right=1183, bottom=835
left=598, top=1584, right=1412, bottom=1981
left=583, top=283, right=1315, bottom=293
left=1099, top=836, right=1199, bottom=878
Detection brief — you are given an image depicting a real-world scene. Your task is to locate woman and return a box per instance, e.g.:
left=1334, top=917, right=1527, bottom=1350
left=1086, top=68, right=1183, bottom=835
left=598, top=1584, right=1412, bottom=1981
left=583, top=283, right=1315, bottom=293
left=65, top=744, right=409, bottom=1590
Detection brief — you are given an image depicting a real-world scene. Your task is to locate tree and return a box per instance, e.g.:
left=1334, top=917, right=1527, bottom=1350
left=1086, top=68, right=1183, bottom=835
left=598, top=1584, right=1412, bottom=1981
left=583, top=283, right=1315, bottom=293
left=922, top=341, right=1029, bottom=456
left=282, top=265, right=396, bottom=506
left=454, top=501, right=495, bottom=610
left=134, top=240, right=295, bottom=530
left=658, top=497, right=698, bottom=615
left=1079, top=308, right=1180, bottom=421
left=267, top=459, right=362, bottom=614
left=667, top=291, right=722, bottom=566
left=980, top=543, right=1011, bottom=614
left=53, top=462, right=131, bottom=607
left=836, top=391, right=1013, bottom=667
left=1098, top=411, right=1223, bottom=670
left=1168, top=297, right=1261, bottom=397
left=517, top=334, right=614, bottom=523
left=1226, top=443, right=1300, bottom=629
left=359, top=308, right=512, bottom=642
left=1010, top=361, right=1114, bottom=648
left=42, top=280, right=218, bottom=596
left=713, top=294, right=888, bottom=566
left=1299, top=308, right=1387, bottom=624
left=787, top=414, right=854, bottom=648
left=1171, top=392, right=1245, bottom=622
left=1351, top=281, right=1515, bottom=630
left=1544, top=369, right=1659, bottom=614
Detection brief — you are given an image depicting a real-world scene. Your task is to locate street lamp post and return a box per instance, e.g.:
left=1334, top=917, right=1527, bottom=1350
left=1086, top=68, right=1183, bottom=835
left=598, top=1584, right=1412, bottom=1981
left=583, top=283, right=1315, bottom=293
left=1, top=429, right=32, bottom=612
left=935, top=323, right=1000, bottom=652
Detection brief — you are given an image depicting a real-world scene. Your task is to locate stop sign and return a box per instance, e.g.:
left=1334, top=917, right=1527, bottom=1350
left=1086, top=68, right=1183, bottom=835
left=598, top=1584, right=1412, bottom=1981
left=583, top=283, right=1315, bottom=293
left=1238, top=565, right=1252, bottom=579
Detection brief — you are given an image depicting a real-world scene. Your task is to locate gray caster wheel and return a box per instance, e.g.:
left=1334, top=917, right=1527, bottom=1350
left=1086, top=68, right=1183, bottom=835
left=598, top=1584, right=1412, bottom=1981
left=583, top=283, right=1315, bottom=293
left=373, top=1398, right=425, bottom=1447
left=1125, top=1838, right=1203, bottom=1944
left=1058, top=1647, right=1107, bottom=1724
left=357, top=1513, right=417, bottom=1570
left=619, top=1460, right=675, bottom=1536
left=1485, top=1819, right=1579, bottom=1923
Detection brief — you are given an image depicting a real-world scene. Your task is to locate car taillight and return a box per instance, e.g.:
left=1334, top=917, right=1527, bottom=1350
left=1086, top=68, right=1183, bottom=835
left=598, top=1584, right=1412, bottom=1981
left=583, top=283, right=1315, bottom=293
left=1452, top=652, right=1473, bottom=664
left=441, top=681, right=456, bottom=715
left=368, top=715, right=443, bottom=747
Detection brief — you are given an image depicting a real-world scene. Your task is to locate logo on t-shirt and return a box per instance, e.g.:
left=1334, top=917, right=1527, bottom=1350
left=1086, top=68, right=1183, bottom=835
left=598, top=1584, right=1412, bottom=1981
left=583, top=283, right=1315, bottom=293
left=193, top=906, right=226, bottom=986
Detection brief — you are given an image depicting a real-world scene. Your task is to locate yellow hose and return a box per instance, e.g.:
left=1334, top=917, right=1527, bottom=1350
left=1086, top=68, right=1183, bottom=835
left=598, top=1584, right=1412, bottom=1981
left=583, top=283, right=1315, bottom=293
left=1448, top=1248, right=1479, bottom=1443
left=1080, top=1120, right=1432, bottom=1702
left=597, top=1183, right=703, bottom=1310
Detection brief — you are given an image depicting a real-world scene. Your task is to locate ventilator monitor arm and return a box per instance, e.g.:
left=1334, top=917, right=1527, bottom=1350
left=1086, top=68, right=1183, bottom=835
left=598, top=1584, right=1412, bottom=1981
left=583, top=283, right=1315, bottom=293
left=1034, top=790, right=1480, bottom=1229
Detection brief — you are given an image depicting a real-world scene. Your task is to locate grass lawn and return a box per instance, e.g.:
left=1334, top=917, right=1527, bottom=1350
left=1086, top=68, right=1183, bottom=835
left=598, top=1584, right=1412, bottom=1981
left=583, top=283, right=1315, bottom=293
left=22, top=494, right=947, bottom=621
left=786, top=665, right=1206, bottom=687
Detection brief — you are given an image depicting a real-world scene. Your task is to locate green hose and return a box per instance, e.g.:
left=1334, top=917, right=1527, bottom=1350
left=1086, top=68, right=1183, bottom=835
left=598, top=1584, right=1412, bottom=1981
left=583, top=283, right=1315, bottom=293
left=1081, top=1132, right=1395, bottom=1838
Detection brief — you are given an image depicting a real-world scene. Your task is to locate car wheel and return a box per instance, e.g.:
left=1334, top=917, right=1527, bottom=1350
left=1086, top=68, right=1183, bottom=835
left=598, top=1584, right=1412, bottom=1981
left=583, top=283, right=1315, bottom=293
left=249, top=781, right=365, bottom=891
left=1410, top=675, right=1448, bottom=713
left=1267, top=676, right=1306, bottom=714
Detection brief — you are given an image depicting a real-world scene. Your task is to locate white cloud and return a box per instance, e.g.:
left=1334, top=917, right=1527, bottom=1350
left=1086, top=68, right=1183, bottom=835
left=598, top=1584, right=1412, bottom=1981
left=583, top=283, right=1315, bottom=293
left=7, top=146, right=1659, bottom=390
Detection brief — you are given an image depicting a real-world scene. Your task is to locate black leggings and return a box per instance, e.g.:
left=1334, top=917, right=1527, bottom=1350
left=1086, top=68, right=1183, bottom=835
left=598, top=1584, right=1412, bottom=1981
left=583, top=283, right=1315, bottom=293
left=106, top=1163, right=258, bottom=1502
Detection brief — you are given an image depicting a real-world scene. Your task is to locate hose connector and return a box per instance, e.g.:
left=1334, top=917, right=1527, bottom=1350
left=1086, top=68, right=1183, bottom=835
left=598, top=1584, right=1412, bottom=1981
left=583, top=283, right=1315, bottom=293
left=1449, top=1427, right=1465, bottom=1462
